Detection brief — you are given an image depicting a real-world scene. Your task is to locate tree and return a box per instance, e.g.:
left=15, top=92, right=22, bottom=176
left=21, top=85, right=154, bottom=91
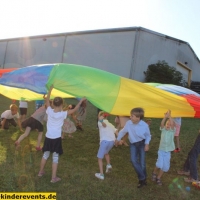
left=144, top=60, right=188, bottom=87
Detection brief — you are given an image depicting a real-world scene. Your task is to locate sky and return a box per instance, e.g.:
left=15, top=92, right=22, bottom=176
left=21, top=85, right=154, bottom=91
left=1, top=0, right=200, bottom=58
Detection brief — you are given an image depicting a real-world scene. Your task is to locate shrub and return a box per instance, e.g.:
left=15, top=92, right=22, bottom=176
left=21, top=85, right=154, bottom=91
left=144, top=60, right=188, bottom=87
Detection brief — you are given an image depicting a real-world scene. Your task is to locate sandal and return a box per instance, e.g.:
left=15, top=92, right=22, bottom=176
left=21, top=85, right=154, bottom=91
left=156, top=178, right=162, bottom=186
left=152, top=173, right=157, bottom=181
left=50, top=177, right=61, bottom=183
left=38, top=171, right=45, bottom=177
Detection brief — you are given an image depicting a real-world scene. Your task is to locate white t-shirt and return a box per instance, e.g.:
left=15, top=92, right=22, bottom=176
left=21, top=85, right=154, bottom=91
left=98, top=119, right=116, bottom=142
left=1, top=110, right=20, bottom=119
left=46, top=106, right=67, bottom=139
left=19, top=101, right=28, bottom=108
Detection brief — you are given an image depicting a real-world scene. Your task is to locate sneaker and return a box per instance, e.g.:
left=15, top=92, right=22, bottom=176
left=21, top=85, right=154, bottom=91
left=177, top=170, right=190, bottom=176
left=174, top=148, right=180, bottom=152
left=106, top=164, right=112, bottom=173
left=95, top=173, right=104, bottom=180
left=137, top=179, right=147, bottom=188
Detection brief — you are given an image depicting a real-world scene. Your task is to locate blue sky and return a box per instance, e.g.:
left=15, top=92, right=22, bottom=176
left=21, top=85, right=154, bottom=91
left=1, top=0, right=200, bottom=58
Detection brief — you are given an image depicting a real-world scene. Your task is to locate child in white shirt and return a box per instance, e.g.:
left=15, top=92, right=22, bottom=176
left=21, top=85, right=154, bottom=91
left=95, top=111, right=118, bottom=180
left=38, top=85, right=86, bottom=183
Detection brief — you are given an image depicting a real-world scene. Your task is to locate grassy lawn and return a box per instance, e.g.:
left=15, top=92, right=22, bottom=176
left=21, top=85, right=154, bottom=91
left=0, top=94, right=200, bottom=200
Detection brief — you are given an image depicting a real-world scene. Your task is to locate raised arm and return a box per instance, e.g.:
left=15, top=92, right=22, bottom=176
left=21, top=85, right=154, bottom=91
left=168, top=110, right=175, bottom=129
left=161, top=110, right=169, bottom=128
left=46, top=85, right=53, bottom=107
left=68, top=98, right=86, bottom=115
left=98, top=114, right=106, bottom=127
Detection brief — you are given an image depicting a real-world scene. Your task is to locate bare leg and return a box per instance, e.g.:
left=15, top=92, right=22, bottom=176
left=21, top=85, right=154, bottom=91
left=36, top=132, right=43, bottom=147
left=122, top=133, right=129, bottom=146
left=61, top=132, right=65, bottom=139
left=153, top=166, right=159, bottom=175
left=78, top=121, right=83, bottom=130
left=105, top=154, right=110, bottom=165
left=157, top=169, right=164, bottom=179
left=51, top=153, right=60, bottom=182
left=52, top=163, right=58, bottom=179
left=79, top=120, right=82, bottom=126
left=16, top=127, right=31, bottom=144
left=175, top=136, right=180, bottom=149
left=98, top=158, right=104, bottom=174
left=39, top=157, right=47, bottom=173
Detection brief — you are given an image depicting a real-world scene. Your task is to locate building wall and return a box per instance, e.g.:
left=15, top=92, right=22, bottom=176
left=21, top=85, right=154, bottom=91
left=133, top=30, right=200, bottom=82
left=63, top=31, right=135, bottom=78
left=0, top=31, right=136, bottom=78
left=0, top=28, right=199, bottom=82
left=1, top=36, right=65, bottom=68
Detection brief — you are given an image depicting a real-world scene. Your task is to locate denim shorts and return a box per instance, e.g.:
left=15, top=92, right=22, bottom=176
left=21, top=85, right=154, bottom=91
left=97, top=140, right=114, bottom=159
left=156, top=150, right=171, bottom=172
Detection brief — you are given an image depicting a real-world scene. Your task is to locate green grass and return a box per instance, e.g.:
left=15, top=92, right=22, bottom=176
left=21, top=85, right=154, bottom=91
left=0, top=95, right=200, bottom=200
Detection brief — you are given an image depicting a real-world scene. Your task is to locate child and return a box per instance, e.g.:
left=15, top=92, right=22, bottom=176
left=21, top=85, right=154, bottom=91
left=152, top=110, right=176, bottom=186
left=38, top=85, right=86, bottom=183
left=19, top=100, right=28, bottom=122
left=15, top=100, right=51, bottom=151
left=173, top=117, right=181, bottom=152
left=95, top=111, right=118, bottom=180
left=0, top=104, right=23, bottom=132
left=62, top=104, right=77, bottom=139
left=76, top=99, right=87, bottom=131
left=115, top=107, right=151, bottom=188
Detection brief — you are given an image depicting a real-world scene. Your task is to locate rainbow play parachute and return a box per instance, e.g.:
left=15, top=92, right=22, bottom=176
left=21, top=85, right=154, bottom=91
left=0, top=63, right=200, bottom=118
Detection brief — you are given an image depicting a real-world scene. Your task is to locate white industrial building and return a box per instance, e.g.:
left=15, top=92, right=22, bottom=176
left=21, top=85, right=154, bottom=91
left=0, top=27, right=199, bottom=87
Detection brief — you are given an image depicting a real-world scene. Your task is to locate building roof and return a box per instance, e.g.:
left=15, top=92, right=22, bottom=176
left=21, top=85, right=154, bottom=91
left=1, top=26, right=199, bottom=62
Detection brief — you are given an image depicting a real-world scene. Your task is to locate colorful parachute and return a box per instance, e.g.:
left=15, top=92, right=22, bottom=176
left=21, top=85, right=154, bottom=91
left=145, top=83, right=200, bottom=118
left=0, top=63, right=200, bottom=118
left=0, top=68, right=17, bottom=77
left=0, top=65, right=74, bottom=100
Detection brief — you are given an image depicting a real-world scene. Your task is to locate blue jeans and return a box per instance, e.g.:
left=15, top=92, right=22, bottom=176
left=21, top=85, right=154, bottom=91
left=183, top=133, right=200, bottom=180
left=130, top=140, right=147, bottom=180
